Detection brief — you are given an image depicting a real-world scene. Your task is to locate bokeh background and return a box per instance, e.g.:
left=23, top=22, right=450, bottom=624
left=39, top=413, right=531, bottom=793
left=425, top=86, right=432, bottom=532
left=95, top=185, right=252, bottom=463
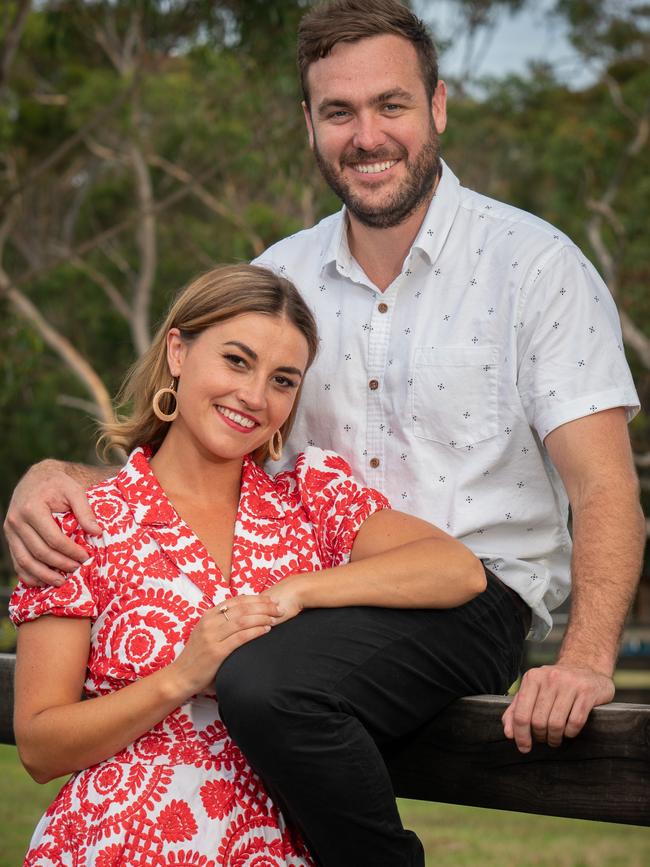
left=1, top=1, right=649, bottom=864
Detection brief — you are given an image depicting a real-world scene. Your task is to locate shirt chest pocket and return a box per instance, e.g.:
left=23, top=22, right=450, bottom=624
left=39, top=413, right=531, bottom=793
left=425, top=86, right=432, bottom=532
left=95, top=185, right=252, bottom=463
left=412, top=346, right=500, bottom=447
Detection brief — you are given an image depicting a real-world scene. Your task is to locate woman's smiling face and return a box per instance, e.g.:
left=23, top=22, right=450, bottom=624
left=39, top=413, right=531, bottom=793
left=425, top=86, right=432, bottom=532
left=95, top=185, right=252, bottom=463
left=166, top=312, right=310, bottom=462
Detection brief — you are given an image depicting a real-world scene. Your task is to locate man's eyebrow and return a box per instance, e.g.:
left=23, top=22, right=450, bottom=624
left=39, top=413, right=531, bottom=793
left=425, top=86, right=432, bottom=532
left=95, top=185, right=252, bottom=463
left=224, top=341, right=304, bottom=377
left=370, top=88, right=415, bottom=106
left=317, top=88, right=415, bottom=117
left=317, top=97, right=355, bottom=117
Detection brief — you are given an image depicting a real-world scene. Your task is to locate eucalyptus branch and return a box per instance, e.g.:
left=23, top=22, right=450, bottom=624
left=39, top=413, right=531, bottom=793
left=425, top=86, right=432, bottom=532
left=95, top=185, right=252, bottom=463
left=147, top=153, right=265, bottom=257
left=11, top=163, right=220, bottom=292
left=0, top=0, right=31, bottom=95
left=0, top=79, right=139, bottom=212
left=0, top=268, right=115, bottom=425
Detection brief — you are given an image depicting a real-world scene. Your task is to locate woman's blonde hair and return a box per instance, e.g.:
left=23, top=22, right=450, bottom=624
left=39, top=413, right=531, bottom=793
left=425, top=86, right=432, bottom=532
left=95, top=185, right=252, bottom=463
left=99, top=264, right=319, bottom=465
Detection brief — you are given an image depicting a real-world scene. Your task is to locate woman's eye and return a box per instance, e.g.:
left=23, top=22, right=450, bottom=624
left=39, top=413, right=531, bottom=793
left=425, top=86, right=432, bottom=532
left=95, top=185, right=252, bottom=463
left=225, top=354, right=246, bottom=367
left=274, top=375, right=297, bottom=389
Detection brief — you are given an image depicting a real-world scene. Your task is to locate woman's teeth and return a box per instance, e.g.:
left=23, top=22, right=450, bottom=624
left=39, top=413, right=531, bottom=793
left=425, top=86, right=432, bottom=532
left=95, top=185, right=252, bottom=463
left=216, top=406, right=256, bottom=429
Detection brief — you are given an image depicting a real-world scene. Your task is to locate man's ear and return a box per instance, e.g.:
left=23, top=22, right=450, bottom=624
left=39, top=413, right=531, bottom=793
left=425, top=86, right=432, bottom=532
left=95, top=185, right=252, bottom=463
left=166, top=328, right=186, bottom=378
left=431, top=80, right=447, bottom=135
left=302, top=100, right=315, bottom=150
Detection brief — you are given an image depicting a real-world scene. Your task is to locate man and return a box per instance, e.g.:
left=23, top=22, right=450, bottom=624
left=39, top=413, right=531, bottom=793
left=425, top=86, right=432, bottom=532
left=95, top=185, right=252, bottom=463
left=5, top=1, right=644, bottom=865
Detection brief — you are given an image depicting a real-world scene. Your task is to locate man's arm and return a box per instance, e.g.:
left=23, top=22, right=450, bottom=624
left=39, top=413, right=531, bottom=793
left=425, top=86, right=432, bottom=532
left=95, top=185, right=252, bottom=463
left=4, top=460, right=116, bottom=587
left=502, top=407, right=645, bottom=752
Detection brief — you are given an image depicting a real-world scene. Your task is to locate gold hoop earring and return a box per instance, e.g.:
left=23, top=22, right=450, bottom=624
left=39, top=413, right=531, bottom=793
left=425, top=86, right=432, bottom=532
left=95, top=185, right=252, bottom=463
left=268, top=429, right=283, bottom=461
left=152, top=379, right=179, bottom=422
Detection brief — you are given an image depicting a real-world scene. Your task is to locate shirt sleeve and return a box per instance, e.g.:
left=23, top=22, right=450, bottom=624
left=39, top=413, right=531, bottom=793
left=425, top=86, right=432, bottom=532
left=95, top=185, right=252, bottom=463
left=9, top=512, right=98, bottom=626
left=516, top=244, right=639, bottom=441
left=295, top=448, right=391, bottom=568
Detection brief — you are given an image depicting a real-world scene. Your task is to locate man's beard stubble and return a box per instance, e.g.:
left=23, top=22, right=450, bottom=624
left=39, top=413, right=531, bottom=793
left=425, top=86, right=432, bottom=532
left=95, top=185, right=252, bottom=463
left=313, top=127, right=441, bottom=229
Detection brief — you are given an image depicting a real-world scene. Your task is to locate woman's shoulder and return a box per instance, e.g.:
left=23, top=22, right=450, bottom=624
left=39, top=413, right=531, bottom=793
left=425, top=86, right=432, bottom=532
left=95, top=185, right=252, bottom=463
left=265, top=449, right=362, bottom=513
left=48, top=469, right=133, bottom=557
left=273, top=447, right=356, bottom=487
left=82, top=447, right=155, bottom=539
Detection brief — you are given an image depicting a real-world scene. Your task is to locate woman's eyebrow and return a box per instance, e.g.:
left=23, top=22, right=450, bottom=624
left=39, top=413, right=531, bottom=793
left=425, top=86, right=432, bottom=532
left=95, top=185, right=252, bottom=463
left=224, top=340, right=257, bottom=360
left=224, top=341, right=303, bottom=377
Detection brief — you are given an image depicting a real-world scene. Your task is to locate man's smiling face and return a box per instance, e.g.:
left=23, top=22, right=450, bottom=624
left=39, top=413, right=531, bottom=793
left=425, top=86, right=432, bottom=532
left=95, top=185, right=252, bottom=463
left=303, top=33, right=447, bottom=229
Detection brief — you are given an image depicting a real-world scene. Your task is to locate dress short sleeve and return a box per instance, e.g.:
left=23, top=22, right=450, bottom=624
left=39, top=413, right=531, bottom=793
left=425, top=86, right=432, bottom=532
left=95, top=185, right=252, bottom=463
left=9, top=512, right=98, bottom=626
left=294, top=447, right=390, bottom=568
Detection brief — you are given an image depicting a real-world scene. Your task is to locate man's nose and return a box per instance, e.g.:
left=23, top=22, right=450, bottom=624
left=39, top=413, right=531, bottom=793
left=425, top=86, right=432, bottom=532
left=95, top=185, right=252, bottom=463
left=351, top=112, right=387, bottom=152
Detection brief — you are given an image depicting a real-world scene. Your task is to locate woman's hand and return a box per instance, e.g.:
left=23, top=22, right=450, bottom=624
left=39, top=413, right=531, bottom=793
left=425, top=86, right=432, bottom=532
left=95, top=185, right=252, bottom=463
left=165, top=595, right=282, bottom=699
left=14, top=596, right=283, bottom=783
left=260, top=575, right=305, bottom=625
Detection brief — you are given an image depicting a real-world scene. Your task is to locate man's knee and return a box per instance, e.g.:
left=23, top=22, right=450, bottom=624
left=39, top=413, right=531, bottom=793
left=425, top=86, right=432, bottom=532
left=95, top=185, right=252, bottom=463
left=216, top=638, right=277, bottom=730
left=216, top=623, right=339, bottom=745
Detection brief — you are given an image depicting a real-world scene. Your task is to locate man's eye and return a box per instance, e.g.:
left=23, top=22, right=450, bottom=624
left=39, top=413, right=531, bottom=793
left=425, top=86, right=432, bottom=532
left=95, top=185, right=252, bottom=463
left=384, top=104, right=402, bottom=112
left=328, top=110, right=350, bottom=120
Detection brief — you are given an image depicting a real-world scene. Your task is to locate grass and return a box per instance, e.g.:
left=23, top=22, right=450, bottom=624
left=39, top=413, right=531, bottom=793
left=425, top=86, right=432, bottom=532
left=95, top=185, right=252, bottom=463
left=398, top=799, right=650, bottom=867
left=1, top=745, right=648, bottom=867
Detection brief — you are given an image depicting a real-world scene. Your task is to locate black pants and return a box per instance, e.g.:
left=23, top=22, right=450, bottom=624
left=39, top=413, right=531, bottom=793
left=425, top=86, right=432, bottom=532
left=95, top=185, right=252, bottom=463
left=216, top=571, right=529, bottom=867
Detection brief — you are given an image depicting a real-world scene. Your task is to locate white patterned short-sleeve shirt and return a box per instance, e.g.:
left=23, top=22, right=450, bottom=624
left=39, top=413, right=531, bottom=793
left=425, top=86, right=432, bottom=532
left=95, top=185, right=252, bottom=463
left=255, top=160, right=639, bottom=639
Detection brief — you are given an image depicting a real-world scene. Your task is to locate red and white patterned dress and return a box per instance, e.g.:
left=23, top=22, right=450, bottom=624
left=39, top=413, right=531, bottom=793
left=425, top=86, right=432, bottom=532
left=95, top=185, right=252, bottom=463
left=10, top=446, right=389, bottom=867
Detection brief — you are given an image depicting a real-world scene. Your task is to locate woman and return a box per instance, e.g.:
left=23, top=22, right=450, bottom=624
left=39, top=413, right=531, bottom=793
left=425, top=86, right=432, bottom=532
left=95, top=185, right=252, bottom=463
left=10, top=264, right=486, bottom=866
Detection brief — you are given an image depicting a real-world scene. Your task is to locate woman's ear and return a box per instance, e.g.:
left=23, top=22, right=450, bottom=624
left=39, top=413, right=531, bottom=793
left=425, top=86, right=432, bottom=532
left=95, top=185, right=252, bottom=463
left=166, top=328, right=186, bottom=378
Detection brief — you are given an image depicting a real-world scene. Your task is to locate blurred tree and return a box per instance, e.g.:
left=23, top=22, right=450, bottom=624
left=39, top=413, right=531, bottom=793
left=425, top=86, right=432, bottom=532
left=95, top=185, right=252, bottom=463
left=0, top=0, right=648, bottom=610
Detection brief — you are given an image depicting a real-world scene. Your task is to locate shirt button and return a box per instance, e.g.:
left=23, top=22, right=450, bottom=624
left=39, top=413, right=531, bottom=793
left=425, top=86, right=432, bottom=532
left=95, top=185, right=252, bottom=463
left=369, top=457, right=380, bottom=469
left=369, top=379, right=379, bottom=390
left=378, top=302, right=388, bottom=314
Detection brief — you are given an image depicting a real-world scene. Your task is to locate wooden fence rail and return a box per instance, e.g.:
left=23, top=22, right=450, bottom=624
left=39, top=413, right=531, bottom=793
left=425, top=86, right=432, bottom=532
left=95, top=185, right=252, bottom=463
left=1, top=653, right=648, bottom=827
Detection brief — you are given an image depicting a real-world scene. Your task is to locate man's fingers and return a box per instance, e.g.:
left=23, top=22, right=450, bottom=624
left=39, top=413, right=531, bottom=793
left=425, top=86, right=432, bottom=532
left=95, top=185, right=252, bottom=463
left=8, top=535, right=66, bottom=587
left=5, top=466, right=97, bottom=582
left=564, top=694, right=593, bottom=739
left=64, top=487, right=101, bottom=536
left=12, top=521, right=87, bottom=573
left=529, top=686, right=558, bottom=744
left=509, top=673, right=541, bottom=753
left=503, top=665, right=615, bottom=752
left=544, top=689, right=579, bottom=747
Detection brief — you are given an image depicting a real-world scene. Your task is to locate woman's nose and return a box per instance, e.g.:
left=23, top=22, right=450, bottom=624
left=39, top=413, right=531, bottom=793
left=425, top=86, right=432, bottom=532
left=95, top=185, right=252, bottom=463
left=237, top=376, right=267, bottom=411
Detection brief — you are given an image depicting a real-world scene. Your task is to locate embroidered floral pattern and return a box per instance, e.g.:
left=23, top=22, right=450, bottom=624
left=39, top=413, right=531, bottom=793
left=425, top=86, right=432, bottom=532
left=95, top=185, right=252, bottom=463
left=10, top=447, right=388, bottom=866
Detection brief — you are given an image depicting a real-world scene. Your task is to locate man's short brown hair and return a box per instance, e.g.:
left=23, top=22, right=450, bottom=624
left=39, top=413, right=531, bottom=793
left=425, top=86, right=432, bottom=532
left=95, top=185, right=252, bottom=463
left=298, top=0, right=438, bottom=108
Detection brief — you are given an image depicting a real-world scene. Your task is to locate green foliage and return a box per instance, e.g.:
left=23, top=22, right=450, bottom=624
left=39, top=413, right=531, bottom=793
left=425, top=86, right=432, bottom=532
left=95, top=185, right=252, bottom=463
left=1, top=0, right=648, bottom=586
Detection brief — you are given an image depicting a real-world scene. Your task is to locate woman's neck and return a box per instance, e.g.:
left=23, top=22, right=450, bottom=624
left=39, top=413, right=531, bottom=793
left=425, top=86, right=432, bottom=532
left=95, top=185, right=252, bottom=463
left=149, top=427, right=243, bottom=510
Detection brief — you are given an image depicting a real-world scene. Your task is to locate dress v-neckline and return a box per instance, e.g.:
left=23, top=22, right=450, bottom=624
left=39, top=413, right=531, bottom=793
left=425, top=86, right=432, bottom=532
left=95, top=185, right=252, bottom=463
left=116, top=448, right=252, bottom=596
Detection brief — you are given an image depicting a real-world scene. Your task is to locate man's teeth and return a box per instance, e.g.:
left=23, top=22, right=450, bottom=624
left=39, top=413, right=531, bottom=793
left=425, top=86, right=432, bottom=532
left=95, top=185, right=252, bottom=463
left=216, top=406, right=256, bottom=429
left=353, top=160, right=398, bottom=174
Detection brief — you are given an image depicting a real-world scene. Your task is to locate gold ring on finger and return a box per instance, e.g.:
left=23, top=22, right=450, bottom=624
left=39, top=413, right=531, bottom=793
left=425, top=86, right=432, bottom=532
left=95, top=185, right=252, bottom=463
left=219, top=605, right=230, bottom=622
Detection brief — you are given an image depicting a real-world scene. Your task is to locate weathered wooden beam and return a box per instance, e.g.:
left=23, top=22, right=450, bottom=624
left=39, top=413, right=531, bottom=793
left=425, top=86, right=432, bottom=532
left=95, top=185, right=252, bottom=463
left=385, top=694, right=650, bottom=827
left=1, top=654, right=648, bottom=826
left=0, top=653, right=15, bottom=746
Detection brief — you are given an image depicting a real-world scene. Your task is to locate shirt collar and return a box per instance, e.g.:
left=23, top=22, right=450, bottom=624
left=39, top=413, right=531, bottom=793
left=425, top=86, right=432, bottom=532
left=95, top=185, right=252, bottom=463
left=410, top=158, right=461, bottom=265
left=115, top=446, right=257, bottom=528
left=318, top=159, right=461, bottom=276
left=115, top=446, right=288, bottom=527
left=319, top=205, right=350, bottom=275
